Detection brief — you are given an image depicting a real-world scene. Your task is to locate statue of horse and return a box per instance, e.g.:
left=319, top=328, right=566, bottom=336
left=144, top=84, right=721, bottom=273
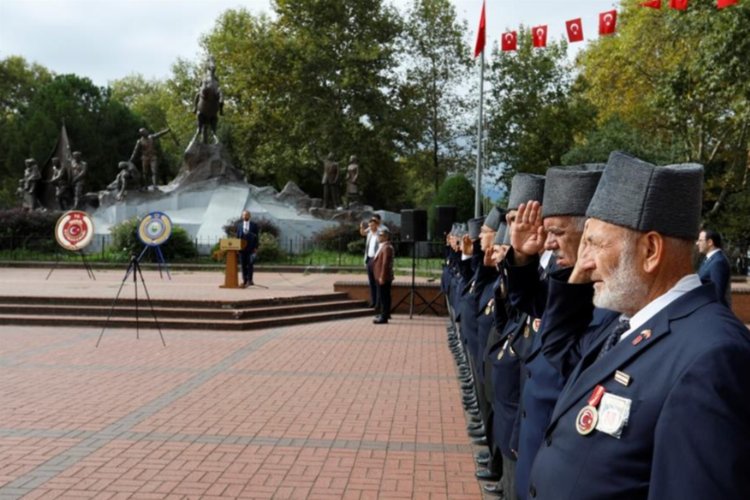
left=193, top=61, right=224, bottom=144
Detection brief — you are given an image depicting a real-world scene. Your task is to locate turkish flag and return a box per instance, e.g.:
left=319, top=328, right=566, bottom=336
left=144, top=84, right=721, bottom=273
left=532, top=25, right=548, bottom=48
left=566, top=18, right=584, bottom=43
left=599, top=10, right=617, bottom=36
left=641, top=0, right=661, bottom=7
left=474, top=1, right=486, bottom=57
left=501, top=31, right=517, bottom=52
left=669, top=0, right=688, bottom=9
left=717, top=0, right=737, bottom=8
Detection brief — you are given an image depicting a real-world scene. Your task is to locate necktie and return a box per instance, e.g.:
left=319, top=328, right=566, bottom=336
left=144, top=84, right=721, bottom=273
left=596, top=318, right=631, bottom=360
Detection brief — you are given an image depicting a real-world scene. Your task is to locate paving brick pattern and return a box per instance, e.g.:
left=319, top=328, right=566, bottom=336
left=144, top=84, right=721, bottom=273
left=0, top=316, right=479, bottom=499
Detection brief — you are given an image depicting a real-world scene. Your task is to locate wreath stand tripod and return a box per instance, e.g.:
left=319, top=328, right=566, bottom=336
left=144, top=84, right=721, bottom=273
left=96, top=254, right=166, bottom=347
left=132, top=244, right=171, bottom=280
left=45, top=250, right=96, bottom=281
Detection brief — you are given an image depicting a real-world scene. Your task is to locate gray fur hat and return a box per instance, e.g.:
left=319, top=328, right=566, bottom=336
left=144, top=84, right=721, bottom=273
left=542, top=165, right=604, bottom=218
left=494, top=222, right=508, bottom=245
left=586, top=151, right=703, bottom=241
left=467, top=217, right=485, bottom=240
left=484, top=207, right=504, bottom=231
left=508, top=173, right=545, bottom=210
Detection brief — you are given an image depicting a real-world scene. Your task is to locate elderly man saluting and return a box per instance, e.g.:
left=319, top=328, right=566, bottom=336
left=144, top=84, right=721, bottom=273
left=527, top=152, right=750, bottom=500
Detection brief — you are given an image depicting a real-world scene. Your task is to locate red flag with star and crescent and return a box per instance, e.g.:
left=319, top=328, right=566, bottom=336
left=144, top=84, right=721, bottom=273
left=566, top=18, right=584, bottom=43
left=501, top=31, right=517, bottom=51
left=532, top=25, right=548, bottom=48
left=717, top=0, right=737, bottom=8
left=474, top=1, right=486, bottom=57
left=669, top=0, right=688, bottom=10
left=641, top=0, right=661, bottom=8
left=599, top=10, right=617, bottom=36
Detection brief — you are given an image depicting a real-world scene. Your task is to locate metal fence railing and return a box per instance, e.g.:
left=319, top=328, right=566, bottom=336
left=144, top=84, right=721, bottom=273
left=0, top=233, right=448, bottom=275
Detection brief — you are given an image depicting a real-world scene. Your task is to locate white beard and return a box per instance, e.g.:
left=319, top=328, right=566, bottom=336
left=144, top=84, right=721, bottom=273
left=593, top=245, right=647, bottom=313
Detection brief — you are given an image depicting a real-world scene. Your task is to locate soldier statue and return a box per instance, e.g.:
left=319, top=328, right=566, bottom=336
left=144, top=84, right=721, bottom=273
left=345, top=155, right=360, bottom=208
left=49, top=157, right=71, bottom=210
left=20, top=158, right=42, bottom=210
left=114, top=161, right=141, bottom=200
left=193, top=56, right=224, bottom=144
left=130, top=127, right=170, bottom=189
left=321, top=153, right=340, bottom=209
left=70, top=151, right=88, bottom=209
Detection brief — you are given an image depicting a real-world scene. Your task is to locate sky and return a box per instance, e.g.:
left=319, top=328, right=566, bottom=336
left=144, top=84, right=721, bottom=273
left=0, top=0, right=621, bottom=87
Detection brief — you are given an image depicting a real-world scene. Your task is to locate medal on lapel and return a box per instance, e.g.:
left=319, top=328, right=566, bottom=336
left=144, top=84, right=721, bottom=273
left=497, top=338, right=509, bottom=360
left=576, top=385, right=605, bottom=435
left=485, top=298, right=494, bottom=315
left=631, top=329, right=652, bottom=346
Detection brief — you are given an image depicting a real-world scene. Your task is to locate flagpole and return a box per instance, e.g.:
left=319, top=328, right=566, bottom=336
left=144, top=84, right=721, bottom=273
left=474, top=51, right=484, bottom=218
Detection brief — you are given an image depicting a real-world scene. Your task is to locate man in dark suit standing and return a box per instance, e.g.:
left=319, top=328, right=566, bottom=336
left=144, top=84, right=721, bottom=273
left=236, top=210, right=259, bottom=287
left=527, top=152, right=750, bottom=500
left=696, top=228, right=732, bottom=307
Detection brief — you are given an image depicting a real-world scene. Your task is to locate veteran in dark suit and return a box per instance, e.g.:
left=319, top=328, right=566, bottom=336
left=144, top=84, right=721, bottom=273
left=505, top=167, right=605, bottom=500
left=527, top=152, right=750, bottom=500
left=696, top=228, right=732, bottom=307
left=236, top=210, right=259, bottom=287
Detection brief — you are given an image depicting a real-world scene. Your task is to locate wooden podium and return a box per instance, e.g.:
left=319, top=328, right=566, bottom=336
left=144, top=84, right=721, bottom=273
left=219, top=238, right=245, bottom=288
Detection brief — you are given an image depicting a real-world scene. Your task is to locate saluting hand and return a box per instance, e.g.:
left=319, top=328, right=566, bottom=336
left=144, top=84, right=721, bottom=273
left=461, top=234, right=473, bottom=256
left=511, top=201, right=546, bottom=263
left=569, top=220, right=593, bottom=284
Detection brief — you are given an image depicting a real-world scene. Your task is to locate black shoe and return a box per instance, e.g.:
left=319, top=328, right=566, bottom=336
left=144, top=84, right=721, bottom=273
left=373, top=316, right=388, bottom=324
left=468, top=415, right=482, bottom=425
left=248, top=281, right=254, bottom=286
left=467, top=429, right=485, bottom=438
left=483, top=482, right=505, bottom=497
left=476, top=456, right=490, bottom=467
left=466, top=422, right=483, bottom=431
left=475, top=468, right=500, bottom=481
left=471, top=436, right=488, bottom=446
left=474, top=451, right=490, bottom=460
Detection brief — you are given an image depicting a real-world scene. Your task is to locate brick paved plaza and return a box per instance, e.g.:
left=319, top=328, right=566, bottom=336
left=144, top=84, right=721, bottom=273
left=0, top=269, right=480, bottom=499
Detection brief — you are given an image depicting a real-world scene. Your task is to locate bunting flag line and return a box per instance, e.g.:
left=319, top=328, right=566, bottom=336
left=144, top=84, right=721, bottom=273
left=599, top=10, right=617, bottom=36
left=717, top=0, right=738, bottom=8
left=474, top=1, right=486, bottom=57
left=532, top=25, right=548, bottom=47
left=501, top=31, right=518, bottom=51
left=669, top=0, right=688, bottom=10
left=566, top=18, right=584, bottom=43
left=487, top=0, right=738, bottom=55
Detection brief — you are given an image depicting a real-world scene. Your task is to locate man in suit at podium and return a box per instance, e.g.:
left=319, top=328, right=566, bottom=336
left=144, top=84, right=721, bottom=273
left=237, top=210, right=259, bottom=287
left=696, top=228, right=732, bottom=307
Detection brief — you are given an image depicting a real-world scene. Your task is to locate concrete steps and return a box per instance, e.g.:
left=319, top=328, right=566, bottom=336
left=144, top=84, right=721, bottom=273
left=0, top=292, right=373, bottom=330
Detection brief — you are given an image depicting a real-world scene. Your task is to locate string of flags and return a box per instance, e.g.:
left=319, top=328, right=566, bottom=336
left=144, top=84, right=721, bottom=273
left=476, top=0, right=740, bottom=54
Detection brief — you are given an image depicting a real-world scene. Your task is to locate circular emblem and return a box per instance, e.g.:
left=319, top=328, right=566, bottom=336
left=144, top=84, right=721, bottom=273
left=532, top=318, right=542, bottom=332
left=576, top=405, right=598, bottom=435
left=55, top=210, right=94, bottom=251
left=137, top=212, right=172, bottom=247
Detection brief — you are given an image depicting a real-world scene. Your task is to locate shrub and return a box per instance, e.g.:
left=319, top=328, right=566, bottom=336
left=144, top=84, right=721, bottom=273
left=109, top=216, right=198, bottom=262
left=313, top=223, right=360, bottom=252
left=256, top=232, right=284, bottom=262
left=0, top=208, right=64, bottom=252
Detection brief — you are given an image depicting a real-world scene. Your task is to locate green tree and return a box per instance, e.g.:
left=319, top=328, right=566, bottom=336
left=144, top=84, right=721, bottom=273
left=485, top=27, right=595, bottom=185
left=400, top=0, right=473, bottom=195
left=0, top=56, right=53, bottom=206
left=201, top=2, right=410, bottom=208
left=430, top=174, right=475, bottom=235
left=576, top=0, right=750, bottom=251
